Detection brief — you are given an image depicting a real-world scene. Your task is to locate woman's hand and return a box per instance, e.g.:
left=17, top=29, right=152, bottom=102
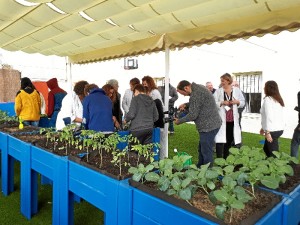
left=265, top=132, right=273, bottom=143
left=231, top=99, right=240, bottom=105
left=178, top=104, right=186, bottom=111
left=259, top=128, right=265, bottom=135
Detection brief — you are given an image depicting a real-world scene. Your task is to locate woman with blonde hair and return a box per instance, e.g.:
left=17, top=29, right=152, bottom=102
left=214, top=73, right=245, bottom=159
left=260, top=80, right=285, bottom=157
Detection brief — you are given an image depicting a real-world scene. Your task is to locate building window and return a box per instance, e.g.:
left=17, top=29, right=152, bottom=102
left=233, top=71, right=262, bottom=113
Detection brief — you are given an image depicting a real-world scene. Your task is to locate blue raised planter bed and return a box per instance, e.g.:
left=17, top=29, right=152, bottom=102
left=1, top=135, right=33, bottom=219
left=126, top=179, right=287, bottom=225
left=68, top=157, right=121, bottom=225
left=30, top=145, right=68, bottom=225
left=259, top=183, right=300, bottom=225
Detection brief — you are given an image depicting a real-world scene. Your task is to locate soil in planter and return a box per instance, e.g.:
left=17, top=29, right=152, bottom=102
left=135, top=181, right=280, bottom=225
left=31, top=135, right=152, bottom=179
left=0, top=125, right=40, bottom=134
left=0, top=122, right=19, bottom=130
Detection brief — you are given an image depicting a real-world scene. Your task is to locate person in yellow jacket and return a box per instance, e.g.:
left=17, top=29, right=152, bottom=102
left=15, top=77, right=41, bottom=127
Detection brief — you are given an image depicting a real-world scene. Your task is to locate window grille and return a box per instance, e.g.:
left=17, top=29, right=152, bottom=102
left=233, top=71, right=262, bottom=113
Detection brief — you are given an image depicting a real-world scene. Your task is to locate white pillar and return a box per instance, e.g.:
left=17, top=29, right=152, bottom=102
left=162, top=47, right=170, bottom=158
left=65, top=57, right=73, bottom=93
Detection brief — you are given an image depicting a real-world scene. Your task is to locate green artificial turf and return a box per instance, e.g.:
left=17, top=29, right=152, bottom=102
left=0, top=162, right=104, bottom=225
left=168, top=123, right=296, bottom=162
left=0, top=123, right=296, bottom=225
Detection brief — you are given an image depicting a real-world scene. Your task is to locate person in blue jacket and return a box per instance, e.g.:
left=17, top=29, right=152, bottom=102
left=82, top=84, right=114, bottom=132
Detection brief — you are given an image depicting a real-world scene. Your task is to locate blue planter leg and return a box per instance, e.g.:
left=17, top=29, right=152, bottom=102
left=68, top=192, right=75, bottom=225
left=31, top=170, right=38, bottom=215
left=1, top=134, right=14, bottom=195
left=20, top=144, right=32, bottom=219
left=55, top=158, right=68, bottom=225
left=118, top=180, right=133, bottom=225
left=1, top=155, right=14, bottom=195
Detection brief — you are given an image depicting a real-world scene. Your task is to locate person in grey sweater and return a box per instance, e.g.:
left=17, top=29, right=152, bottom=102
left=124, top=84, right=159, bottom=145
left=175, top=80, right=222, bottom=167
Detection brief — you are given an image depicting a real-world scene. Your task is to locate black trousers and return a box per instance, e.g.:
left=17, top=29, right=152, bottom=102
left=263, top=130, right=283, bottom=157
left=216, top=122, right=234, bottom=159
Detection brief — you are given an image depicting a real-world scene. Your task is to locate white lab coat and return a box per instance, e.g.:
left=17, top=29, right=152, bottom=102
left=122, top=89, right=133, bottom=117
left=214, top=87, right=245, bottom=144
left=56, top=91, right=83, bottom=130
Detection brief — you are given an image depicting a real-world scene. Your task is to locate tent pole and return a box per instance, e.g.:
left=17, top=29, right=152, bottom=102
left=163, top=47, right=170, bottom=158
left=65, top=57, right=73, bottom=93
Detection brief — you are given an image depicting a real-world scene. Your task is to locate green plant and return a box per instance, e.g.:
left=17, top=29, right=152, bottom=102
left=0, top=110, right=18, bottom=123
left=128, top=163, right=156, bottom=183
left=211, top=175, right=252, bottom=222
left=111, top=149, right=129, bottom=177
left=131, top=142, right=159, bottom=166
left=39, top=127, right=56, bottom=147
left=214, top=146, right=299, bottom=195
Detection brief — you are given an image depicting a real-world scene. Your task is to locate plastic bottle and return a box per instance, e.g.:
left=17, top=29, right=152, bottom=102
left=19, top=117, right=24, bottom=129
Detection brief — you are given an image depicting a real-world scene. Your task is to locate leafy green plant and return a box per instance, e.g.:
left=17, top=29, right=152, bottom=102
left=0, top=110, right=18, bottom=123
left=39, top=127, right=56, bottom=147
left=59, top=124, right=77, bottom=155
left=214, top=146, right=299, bottom=195
left=211, top=175, right=252, bottom=222
left=129, top=163, right=156, bottom=183
left=131, top=142, right=159, bottom=166
left=111, top=149, right=130, bottom=177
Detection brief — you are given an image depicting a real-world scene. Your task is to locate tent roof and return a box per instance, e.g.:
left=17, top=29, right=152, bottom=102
left=1, top=0, right=300, bottom=64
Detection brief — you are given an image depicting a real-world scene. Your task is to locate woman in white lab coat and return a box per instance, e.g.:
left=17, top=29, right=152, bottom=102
left=214, top=73, right=245, bottom=159
left=56, top=80, right=88, bottom=130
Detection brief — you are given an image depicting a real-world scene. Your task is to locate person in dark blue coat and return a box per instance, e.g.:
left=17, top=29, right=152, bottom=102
left=82, top=84, right=114, bottom=132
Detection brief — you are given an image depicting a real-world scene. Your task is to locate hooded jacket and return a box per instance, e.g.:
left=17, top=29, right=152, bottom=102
left=15, top=78, right=41, bottom=121
left=125, top=94, right=158, bottom=131
left=46, top=78, right=66, bottom=117
left=82, top=88, right=114, bottom=132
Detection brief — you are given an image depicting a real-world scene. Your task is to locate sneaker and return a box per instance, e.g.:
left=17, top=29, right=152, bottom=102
left=170, top=131, right=175, bottom=135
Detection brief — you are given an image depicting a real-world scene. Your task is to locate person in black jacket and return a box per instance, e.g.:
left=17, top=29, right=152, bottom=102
left=291, top=90, right=300, bottom=159
left=107, top=79, right=123, bottom=129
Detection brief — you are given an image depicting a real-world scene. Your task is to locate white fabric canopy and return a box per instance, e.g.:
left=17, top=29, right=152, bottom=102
left=1, top=0, right=300, bottom=64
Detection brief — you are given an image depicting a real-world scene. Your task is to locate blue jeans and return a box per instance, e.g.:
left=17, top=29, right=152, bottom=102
left=23, top=120, right=39, bottom=127
left=197, top=127, right=220, bottom=167
left=291, top=124, right=300, bottom=158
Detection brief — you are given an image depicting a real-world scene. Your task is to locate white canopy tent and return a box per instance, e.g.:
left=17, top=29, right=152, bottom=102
left=1, top=0, right=300, bottom=156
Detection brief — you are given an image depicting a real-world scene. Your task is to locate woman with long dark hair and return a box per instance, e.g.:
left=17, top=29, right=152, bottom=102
left=15, top=77, right=41, bottom=127
left=260, top=80, right=285, bottom=157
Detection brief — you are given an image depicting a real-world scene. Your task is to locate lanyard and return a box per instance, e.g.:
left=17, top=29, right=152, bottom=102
left=224, top=91, right=232, bottom=101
